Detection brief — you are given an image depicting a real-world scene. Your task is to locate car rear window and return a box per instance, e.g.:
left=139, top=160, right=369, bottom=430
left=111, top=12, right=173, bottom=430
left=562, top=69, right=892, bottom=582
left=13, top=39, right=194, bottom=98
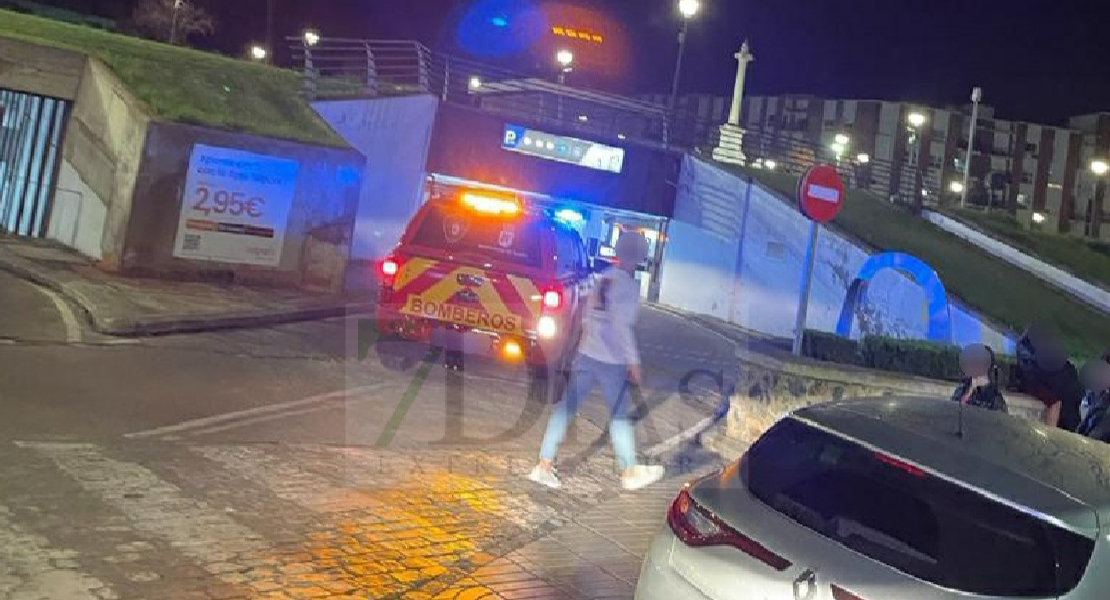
left=745, top=418, right=1095, bottom=597
left=409, top=205, right=544, bottom=268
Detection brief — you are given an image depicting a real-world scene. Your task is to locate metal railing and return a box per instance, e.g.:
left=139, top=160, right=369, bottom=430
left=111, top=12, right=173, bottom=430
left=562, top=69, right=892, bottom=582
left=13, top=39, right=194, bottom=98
left=289, top=37, right=679, bottom=148
left=719, top=127, right=945, bottom=207
left=285, top=36, right=956, bottom=206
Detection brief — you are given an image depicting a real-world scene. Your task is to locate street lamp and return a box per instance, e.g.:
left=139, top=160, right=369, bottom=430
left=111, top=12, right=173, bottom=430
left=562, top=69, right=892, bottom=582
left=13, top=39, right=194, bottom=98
left=303, top=29, right=320, bottom=47
left=765, top=159, right=777, bottom=170
left=906, top=111, right=927, bottom=209
left=835, top=133, right=850, bottom=146
left=468, top=76, right=482, bottom=91
left=249, top=45, right=268, bottom=62
left=960, top=87, right=983, bottom=208
left=949, top=181, right=965, bottom=194
left=669, top=0, right=701, bottom=113
left=556, top=49, right=574, bottom=84
left=856, top=153, right=870, bottom=164
left=1090, top=160, right=1109, bottom=237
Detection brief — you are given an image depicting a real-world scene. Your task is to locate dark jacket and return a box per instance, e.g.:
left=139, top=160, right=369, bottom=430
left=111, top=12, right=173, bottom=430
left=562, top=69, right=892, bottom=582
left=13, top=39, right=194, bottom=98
left=1077, top=391, right=1110, bottom=443
left=951, top=379, right=1008, bottom=413
left=1015, top=334, right=1083, bottom=431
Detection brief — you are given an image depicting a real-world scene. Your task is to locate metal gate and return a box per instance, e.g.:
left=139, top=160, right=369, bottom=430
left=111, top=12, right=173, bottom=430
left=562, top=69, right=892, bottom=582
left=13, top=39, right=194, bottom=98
left=0, top=89, right=69, bottom=237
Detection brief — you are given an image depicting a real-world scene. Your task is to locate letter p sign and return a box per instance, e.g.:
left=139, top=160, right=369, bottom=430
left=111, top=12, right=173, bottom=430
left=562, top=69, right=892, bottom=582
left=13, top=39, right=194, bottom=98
left=502, top=125, right=525, bottom=149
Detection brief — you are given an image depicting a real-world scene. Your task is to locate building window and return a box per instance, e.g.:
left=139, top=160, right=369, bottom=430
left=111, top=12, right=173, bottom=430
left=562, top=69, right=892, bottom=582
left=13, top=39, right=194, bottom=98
left=1025, top=142, right=1038, bottom=154
left=1022, top=172, right=1033, bottom=184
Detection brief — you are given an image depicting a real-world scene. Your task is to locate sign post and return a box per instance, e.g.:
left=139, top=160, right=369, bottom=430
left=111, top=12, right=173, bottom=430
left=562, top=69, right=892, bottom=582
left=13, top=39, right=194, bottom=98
left=792, top=164, right=846, bottom=356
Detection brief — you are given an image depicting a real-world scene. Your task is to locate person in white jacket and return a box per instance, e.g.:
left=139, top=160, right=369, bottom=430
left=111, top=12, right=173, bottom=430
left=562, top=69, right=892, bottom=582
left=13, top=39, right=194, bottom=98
left=529, top=231, right=666, bottom=491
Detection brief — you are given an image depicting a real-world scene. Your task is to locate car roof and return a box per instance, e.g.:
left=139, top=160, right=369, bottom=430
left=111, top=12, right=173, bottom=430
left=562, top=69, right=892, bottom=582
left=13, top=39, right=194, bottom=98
left=792, top=397, right=1110, bottom=533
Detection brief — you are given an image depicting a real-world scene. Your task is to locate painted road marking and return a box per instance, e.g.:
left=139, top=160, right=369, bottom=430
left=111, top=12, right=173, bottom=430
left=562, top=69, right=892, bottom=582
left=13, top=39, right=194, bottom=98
left=0, top=500, right=110, bottom=600
left=34, top=284, right=82, bottom=344
left=122, top=382, right=395, bottom=440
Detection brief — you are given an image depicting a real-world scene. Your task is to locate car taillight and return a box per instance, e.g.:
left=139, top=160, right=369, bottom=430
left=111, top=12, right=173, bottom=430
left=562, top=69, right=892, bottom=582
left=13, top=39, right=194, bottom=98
left=667, top=489, right=791, bottom=571
left=831, top=585, right=867, bottom=600
left=542, top=289, right=563, bottom=310
left=380, top=258, right=400, bottom=286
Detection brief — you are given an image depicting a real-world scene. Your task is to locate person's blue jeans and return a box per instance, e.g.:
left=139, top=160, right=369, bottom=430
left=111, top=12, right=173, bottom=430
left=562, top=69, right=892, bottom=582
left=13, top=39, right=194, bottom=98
left=539, top=354, right=637, bottom=470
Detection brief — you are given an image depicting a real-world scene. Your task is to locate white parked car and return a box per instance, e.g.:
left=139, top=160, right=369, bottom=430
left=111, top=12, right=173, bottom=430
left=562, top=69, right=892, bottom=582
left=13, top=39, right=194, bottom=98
left=636, top=397, right=1110, bottom=600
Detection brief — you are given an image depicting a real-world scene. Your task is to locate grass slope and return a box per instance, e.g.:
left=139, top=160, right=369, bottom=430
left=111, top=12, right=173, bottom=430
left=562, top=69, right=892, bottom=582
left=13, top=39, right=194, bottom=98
left=0, top=9, right=344, bottom=147
left=728, top=165, right=1110, bottom=360
left=938, top=208, right=1110, bottom=289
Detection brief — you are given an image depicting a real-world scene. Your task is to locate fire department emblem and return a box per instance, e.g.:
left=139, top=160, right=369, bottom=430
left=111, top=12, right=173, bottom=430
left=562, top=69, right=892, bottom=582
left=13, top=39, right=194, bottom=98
left=443, top=216, right=468, bottom=244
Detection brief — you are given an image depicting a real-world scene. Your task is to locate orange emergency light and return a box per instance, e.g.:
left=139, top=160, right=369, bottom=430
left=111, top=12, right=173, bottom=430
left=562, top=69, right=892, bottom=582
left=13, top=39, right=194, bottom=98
left=460, top=190, right=522, bottom=216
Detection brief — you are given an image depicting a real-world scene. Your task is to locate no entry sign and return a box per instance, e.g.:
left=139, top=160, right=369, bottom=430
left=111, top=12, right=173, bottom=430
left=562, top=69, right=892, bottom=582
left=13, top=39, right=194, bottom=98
left=798, top=164, right=845, bottom=223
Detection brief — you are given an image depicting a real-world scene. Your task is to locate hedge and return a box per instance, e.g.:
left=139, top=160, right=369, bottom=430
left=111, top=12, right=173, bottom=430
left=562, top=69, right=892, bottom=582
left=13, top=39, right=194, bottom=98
left=803, top=331, right=1018, bottom=389
left=802, top=330, right=864, bottom=366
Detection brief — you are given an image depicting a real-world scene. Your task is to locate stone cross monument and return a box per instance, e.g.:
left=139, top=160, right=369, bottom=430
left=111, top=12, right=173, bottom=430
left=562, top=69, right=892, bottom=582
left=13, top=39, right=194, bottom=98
left=712, top=40, right=755, bottom=165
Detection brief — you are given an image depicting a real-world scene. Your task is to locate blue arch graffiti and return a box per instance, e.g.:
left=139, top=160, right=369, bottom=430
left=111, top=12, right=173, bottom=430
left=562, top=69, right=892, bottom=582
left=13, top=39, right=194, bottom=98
left=835, top=252, right=953, bottom=343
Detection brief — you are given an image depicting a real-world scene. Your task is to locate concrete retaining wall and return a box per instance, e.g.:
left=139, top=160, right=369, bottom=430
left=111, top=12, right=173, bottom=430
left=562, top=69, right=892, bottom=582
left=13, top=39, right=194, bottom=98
left=121, top=122, right=365, bottom=291
left=703, top=345, right=1044, bottom=456
left=48, top=58, right=151, bottom=265
left=0, top=37, right=85, bottom=100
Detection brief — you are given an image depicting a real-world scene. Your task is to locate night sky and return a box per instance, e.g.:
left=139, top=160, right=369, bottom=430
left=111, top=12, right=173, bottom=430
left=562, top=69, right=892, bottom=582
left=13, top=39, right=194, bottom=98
left=50, top=0, right=1110, bottom=124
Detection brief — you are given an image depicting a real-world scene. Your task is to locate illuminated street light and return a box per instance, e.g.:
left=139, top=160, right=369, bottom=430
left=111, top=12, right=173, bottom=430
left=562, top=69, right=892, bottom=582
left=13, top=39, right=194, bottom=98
left=556, top=49, right=574, bottom=71
left=1091, top=159, right=1109, bottom=176
left=830, top=142, right=846, bottom=156
left=303, top=29, right=320, bottom=47
left=1032, top=212, right=1047, bottom=224
left=856, top=153, right=870, bottom=164
left=249, top=45, right=268, bottom=61
left=834, top=133, right=850, bottom=146
left=908, top=112, right=926, bottom=128
left=949, top=181, right=965, bottom=194
left=678, top=0, right=701, bottom=18
left=765, top=159, right=777, bottom=170
left=468, top=76, right=482, bottom=91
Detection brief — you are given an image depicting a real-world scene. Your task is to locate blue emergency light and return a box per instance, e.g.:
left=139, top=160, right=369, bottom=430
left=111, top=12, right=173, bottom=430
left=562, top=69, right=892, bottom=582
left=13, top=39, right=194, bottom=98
left=554, top=208, right=585, bottom=224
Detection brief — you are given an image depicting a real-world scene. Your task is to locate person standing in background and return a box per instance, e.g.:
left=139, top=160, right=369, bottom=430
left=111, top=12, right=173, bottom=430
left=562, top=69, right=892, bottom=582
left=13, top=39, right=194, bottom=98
left=1016, top=323, right=1083, bottom=430
left=1077, top=352, right=1110, bottom=442
left=529, top=231, right=666, bottom=492
left=951, top=344, right=1007, bottom=412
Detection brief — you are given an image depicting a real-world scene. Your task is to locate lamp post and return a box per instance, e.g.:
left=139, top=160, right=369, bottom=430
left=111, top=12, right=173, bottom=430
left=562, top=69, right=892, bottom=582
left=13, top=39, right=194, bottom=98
left=907, top=111, right=927, bottom=209
left=556, top=49, right=574, bottom=85
left=960, top=87, right=982, bottom=208
left=249, top=45, right=268, bottom=62
left=1091, top=159, right=1108, bottom=237
left=669, top=0, right=701, bottom=114
left=169, top=0, right=184, bottom=45
left=555, top=49, right=574, bottom=121
left=302, top=29, right=320, bottom=97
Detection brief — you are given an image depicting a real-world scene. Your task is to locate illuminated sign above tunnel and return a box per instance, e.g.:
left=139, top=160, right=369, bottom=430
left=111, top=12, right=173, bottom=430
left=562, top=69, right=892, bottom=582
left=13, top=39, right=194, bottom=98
left=502, top=124, right=625, bottom=174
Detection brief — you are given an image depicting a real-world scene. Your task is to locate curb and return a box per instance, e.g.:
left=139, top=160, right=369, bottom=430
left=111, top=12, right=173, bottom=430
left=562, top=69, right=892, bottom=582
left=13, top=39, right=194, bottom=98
left=95, top=302, right=379, bottom=337
left=0, top=252, right=376, bottom=337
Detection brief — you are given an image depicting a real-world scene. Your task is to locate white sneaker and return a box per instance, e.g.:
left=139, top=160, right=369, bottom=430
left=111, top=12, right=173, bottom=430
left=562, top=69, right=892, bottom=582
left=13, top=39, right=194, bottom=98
left=622, top=465, right=665, bottom=491
left=528, top=465, right=562, bottom=489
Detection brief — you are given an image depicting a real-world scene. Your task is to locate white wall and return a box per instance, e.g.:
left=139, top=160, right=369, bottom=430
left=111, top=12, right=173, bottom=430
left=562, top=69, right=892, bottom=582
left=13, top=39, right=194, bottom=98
left=660, top=155, right=1017, bottom=352
left=923, top=210, right=1110, bottom=315
left=46, top=160, right=106, bottom=260
left=312, top=95, right=439, bottom=261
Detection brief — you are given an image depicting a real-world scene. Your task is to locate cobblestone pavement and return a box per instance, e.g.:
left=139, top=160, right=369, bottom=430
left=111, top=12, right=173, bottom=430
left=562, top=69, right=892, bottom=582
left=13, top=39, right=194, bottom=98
left=0, top=438, right=724, bottom=600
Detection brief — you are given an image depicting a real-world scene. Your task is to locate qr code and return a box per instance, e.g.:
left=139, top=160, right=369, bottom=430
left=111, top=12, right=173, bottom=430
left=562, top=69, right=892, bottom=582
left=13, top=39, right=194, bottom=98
left=182, top=234, right=201, bottom=251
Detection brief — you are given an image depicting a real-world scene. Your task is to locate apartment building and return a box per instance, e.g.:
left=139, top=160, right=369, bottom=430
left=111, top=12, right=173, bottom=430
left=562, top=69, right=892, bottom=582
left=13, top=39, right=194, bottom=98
left=655, top=93, right=1099, bottom=238
left=1067, top=112, right=1110, bottom=238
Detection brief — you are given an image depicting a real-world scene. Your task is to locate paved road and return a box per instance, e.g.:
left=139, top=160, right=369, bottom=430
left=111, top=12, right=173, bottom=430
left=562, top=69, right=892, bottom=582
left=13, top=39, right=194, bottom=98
left=0, top=285, right=738, bottom=599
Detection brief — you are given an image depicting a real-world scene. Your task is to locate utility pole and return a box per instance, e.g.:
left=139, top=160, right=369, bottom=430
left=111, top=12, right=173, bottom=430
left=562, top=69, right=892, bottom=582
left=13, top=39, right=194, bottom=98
left=960, top=87, right=982, bottom=208
left=169, top=0, right=183, bottom=45
left=265, top=0, right=276, bottom=64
